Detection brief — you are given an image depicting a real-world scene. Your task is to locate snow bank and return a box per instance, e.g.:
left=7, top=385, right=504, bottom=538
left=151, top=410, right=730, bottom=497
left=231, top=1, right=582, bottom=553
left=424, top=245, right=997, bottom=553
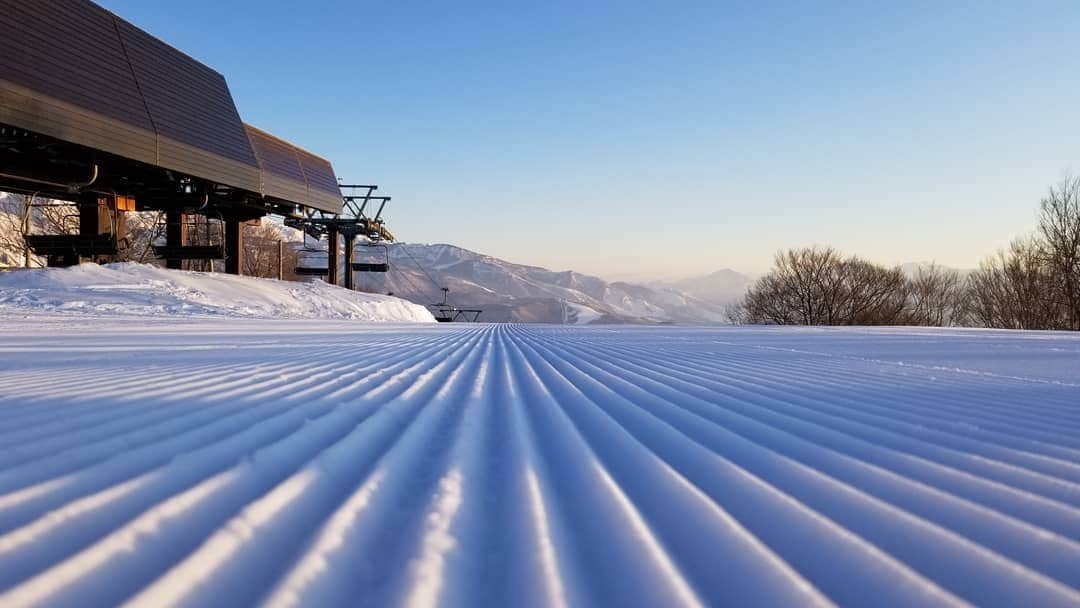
left=0, top=263, right=435, bottom=322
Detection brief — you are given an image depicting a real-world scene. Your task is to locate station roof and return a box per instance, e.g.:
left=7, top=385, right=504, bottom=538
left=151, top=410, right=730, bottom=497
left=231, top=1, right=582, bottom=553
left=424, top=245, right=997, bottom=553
left=245, top=125, right=343, bottom=215
left=0, top=0, right=342, bottom=214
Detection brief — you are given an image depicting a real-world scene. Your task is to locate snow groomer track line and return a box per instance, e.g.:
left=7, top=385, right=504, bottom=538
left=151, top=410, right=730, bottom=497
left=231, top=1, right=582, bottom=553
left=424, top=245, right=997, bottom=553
left=0, top=321, right=1079, bottom=607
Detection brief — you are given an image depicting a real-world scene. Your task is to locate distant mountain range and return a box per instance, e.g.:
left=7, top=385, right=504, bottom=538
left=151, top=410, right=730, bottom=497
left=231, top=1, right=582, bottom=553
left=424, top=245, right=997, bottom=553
left=349, top=243, right=749, bottom=324
left=649, top=269, right=755, bottom=307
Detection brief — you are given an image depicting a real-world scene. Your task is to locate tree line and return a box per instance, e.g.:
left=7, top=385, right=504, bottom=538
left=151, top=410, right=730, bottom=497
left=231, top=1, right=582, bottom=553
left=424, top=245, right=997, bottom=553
left=731, top=176, right=1080, bottom=330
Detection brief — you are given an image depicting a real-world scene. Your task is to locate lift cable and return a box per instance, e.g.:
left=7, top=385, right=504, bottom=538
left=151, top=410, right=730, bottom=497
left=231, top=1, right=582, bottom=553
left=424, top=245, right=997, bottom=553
left=394, top=243, right=447, bottom=303
left=388, top=262, right=434, bottom=302
left=378, top=244, right=435, bottom=302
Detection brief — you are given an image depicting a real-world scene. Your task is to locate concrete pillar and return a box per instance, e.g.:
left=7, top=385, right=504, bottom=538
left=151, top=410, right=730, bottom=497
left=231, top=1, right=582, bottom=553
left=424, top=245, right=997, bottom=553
left=343, top=234, right=355, bottom=290
left=225, top=218, right=243, bottom=275
left=164, top=209, right=185, bottom=270
left=327, top=226, right=339, bottom=286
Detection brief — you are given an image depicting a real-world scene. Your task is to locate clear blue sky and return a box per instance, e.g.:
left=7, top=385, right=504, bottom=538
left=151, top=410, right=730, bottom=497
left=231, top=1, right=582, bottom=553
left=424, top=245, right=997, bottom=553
left=98, top=0, right=1080, bottom=278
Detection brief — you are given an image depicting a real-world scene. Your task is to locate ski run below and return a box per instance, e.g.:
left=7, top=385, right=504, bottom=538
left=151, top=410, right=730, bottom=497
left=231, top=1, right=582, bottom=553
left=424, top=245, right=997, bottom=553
left=0, top=317, right=1078, bottom=607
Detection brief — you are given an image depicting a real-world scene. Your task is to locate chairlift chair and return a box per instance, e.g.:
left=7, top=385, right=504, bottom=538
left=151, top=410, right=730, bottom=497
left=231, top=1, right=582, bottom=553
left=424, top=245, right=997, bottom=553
left=432, top=307, right=456, bottom=322
left=294, top=233, right=329, bottom=276
left=351, top=242, right=389, bottom=273
left=429, top=288, right=454, bottom=322
left=427, top=287, right=482, bottom=322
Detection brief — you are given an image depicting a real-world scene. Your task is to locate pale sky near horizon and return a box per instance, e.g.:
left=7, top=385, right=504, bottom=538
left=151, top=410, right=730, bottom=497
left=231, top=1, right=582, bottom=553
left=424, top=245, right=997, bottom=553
left=98, top=1, right=1080, bottom=279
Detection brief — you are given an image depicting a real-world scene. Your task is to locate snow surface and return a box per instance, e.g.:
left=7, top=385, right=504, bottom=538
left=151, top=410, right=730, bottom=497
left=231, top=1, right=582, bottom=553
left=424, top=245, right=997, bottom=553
left=0, top=319, right=1078, bottom=606
left=0, top=263, right=435, bottom=322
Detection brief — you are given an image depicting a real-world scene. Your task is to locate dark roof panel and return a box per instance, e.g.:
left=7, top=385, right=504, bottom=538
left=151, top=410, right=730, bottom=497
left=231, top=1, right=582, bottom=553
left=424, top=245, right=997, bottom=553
left=0, top=0, right=259, bottom=190
left=246, top=125, right=308, bottom=185
left=114, top=18, right=257, bottom=167
left=0, top=0, right=342, bottom=214
left=298, top=150, right=341, bottom=196
left=0, top=0, right=153, bottom=138
left=244, top=124, right=342, bottom=214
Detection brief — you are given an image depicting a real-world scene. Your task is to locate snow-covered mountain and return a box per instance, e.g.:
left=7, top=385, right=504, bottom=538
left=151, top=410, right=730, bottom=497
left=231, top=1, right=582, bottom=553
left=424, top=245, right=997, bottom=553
left=351, top=243, right=731, bottom=324
left=651, top=268, right=754, bottom=306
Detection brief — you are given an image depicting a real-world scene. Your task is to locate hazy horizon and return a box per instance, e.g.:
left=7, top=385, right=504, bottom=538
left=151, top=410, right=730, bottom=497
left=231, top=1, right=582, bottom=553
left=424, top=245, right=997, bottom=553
left=96, top=1, right=1080, bottom=278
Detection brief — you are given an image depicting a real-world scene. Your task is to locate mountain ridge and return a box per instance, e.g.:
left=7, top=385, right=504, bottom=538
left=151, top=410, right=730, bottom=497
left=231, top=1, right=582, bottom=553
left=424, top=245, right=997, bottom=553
left=354, top=242, right=737, bottom=324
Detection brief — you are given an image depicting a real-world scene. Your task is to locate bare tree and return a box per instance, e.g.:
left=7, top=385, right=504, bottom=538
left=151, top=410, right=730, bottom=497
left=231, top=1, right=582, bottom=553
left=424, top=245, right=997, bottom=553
left=967, top=238, right=1061, bottom=330
left=837, top=259, right=910, bottom=325
left=735, top=246, right=913, bottom=326
left=0, top=195, right=78, bottom=268
left=114, top=211, right=164, bottom=265
left=771, top=246, right=844, bottom=324
left=738, top=271, right=800, bottom=325
left=0, top=194, right=32, bottom=267
left=1036, top=176, right=1080, bottom=329
left=242, top=221, right=292, bottom=279
left=34, top=200, right=80, bottom=236
left=909, top=263, right=967, bottom=327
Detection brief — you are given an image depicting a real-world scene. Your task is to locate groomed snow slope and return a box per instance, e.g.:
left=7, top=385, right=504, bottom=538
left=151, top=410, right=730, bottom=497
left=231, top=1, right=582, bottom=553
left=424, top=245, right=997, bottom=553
left=0, top=320, right=1078, bottom=606
left=0, top=263, right=434, bottom=322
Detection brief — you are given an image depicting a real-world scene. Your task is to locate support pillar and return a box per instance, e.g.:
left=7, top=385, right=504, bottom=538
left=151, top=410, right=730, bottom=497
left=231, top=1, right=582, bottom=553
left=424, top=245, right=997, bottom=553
left=79, top=193, right=108, bottom=263
left=78, top=192, right=109, bottom=239
left=327, top=226, right=340, bottom=286
left=164, top=210, right=185, bottom=270
left=225, top=218, right=243, bottom=275
left=343, top=234, right=356, bottom=290
left=277, top=240, right=284, bottom=281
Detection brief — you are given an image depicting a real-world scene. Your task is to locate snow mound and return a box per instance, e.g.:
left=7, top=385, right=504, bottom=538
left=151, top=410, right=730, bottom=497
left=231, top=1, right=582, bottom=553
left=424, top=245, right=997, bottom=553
left=0, top=263, right=435, bottom=322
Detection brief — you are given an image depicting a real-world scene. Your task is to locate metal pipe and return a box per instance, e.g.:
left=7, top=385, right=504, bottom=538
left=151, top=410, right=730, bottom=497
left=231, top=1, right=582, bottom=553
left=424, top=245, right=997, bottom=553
left=78, top=164, right=100, bottom=189
left=0, top=162, right=98, bottom=192
left=0, top=172, right=76, bottom=190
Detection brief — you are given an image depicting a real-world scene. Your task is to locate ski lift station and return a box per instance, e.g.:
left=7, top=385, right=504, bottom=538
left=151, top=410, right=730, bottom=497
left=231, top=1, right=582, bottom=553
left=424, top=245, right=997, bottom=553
left=0, top=0, right=396, bottom=288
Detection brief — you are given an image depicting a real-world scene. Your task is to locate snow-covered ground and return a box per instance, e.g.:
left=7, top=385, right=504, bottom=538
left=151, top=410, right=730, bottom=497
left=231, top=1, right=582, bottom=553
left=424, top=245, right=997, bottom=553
left=0, top=263, right=434, bottom=322
left=0, top=319, right=1078, bottom=606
